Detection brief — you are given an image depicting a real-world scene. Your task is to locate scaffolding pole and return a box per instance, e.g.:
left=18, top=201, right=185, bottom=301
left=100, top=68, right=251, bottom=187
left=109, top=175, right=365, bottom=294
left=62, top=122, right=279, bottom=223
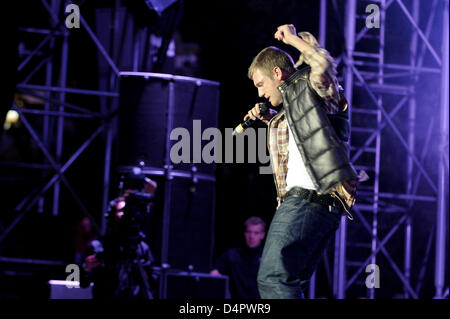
left=434, top=0, right=449, bottom=300
left=0, top=0, right=119, bottom=253
left=325, top=0, right=447, bottom=299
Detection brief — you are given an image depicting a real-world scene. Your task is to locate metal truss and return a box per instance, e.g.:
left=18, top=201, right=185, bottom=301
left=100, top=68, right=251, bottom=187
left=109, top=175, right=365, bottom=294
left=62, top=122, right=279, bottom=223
left=310, top=0, right=448, bottom=299
left=0, top=0, right=120, bottom=259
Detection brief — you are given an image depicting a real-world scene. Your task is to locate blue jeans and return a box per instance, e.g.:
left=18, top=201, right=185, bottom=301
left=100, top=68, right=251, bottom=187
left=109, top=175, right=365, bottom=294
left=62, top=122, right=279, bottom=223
left=257, top=196, right=341, bottom=299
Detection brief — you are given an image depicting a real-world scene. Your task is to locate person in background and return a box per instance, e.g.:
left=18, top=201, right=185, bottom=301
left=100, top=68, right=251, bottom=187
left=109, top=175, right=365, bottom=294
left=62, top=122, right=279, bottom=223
left=74, top=217, right=97, bottom=265
left=210, top=216, right=266, bottom=299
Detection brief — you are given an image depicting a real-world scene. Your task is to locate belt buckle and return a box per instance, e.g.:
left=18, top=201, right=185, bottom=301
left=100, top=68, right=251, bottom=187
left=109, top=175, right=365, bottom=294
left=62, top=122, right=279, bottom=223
left=329, top=194, right=343, bottom=215
left=329, top=205, right=340, bottom=214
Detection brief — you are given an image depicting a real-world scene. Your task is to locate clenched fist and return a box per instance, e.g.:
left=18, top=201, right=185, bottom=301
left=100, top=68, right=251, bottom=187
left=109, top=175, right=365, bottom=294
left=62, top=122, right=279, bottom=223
left=274, top=24, right=298, bottom=46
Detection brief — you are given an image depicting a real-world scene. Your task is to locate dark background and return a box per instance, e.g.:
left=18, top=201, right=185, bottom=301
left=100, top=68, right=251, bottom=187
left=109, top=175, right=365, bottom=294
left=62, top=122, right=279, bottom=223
left=0, top=0, right=446, bottom=299
left=0, top=0, right=327, bottom=260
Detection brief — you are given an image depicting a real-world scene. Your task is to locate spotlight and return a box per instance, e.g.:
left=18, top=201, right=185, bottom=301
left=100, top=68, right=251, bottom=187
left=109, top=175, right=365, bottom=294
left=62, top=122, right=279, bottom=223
left=3, top=109, right=19, bottom=130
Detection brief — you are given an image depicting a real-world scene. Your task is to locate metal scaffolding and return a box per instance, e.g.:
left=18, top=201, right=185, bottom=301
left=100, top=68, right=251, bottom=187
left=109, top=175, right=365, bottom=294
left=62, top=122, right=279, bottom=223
left=315, top=0, right=448, bottom=298
left=0, top=0, right=120, bottom=259
left=0, top=0, right=446, bottom=299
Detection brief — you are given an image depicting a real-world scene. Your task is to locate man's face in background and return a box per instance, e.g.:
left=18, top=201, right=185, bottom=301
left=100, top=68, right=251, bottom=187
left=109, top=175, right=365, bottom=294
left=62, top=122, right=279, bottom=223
left=244, top=223, right=265, bottom=248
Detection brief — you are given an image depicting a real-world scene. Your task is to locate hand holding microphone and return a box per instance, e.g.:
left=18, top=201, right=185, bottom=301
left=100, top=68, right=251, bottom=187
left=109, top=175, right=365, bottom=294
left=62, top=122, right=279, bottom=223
left=233, top=102, right=270, bottom=135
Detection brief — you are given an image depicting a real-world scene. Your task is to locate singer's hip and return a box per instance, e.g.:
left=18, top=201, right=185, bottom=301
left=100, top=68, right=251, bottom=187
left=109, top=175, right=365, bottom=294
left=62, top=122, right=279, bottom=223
left=257, top=197, right=340, bottom=298
left=283, top=187, right=342, bottom=214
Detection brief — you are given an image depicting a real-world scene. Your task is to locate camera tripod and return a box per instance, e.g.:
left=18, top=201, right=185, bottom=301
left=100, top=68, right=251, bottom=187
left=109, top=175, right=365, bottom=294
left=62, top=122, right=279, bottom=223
left=113, top=232, right=154, bottom=299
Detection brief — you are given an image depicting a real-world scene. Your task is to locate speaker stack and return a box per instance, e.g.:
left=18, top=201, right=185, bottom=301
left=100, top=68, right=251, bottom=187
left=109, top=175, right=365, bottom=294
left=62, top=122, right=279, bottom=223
left=117, top=72, right=220, bottom=297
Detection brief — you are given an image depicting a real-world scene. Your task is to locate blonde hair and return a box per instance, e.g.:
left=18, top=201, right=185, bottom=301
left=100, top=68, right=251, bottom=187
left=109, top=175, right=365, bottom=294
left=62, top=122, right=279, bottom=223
left=248, top=46, right=296, bottom=79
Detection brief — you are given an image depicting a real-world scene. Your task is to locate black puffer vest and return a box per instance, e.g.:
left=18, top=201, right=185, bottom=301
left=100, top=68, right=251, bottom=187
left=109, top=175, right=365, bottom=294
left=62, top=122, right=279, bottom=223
left=278, top=66, right=358, bottom=194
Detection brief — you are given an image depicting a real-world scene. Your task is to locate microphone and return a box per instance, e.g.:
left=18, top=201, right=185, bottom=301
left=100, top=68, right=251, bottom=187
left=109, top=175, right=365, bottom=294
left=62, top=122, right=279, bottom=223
left=233, top=103, right=269, bottom=135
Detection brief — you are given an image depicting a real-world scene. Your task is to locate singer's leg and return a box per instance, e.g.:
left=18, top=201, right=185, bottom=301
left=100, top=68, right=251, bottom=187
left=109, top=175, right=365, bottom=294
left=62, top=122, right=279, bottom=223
left=257, top=196, right=340, bottom=299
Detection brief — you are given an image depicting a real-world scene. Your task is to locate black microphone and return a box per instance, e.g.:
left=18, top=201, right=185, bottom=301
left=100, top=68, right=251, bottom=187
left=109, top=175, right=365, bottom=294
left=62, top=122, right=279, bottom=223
left=233, top=103, right=269, bottom=135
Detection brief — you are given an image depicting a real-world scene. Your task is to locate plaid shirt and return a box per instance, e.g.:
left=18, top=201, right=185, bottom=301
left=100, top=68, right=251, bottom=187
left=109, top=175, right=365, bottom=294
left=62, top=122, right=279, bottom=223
left=267, top=32, right=346, bottom=207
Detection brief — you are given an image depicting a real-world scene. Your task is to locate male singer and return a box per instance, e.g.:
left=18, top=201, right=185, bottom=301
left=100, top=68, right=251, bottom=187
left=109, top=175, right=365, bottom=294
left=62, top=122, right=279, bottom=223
left=244, top=24, right=358, bottom=298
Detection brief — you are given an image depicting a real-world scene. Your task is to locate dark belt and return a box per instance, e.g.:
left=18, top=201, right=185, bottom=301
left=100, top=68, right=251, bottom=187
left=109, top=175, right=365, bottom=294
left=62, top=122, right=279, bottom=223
left=284, top=187, right=340, bottom=209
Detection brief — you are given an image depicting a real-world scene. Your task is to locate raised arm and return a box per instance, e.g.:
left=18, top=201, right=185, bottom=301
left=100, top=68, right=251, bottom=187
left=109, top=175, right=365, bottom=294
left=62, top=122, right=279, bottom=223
left=274, top=24, right=318, bottom=57
left=275, top=24, right=343, bottom=114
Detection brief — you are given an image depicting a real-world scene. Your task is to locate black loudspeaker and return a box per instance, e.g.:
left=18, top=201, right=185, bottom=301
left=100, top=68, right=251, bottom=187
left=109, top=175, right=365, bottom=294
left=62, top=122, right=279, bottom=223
left=118, top=73, right=220, bottom=175
left=117, top=72, right=219, bottom=273
left=118, top=75, right=170, bottom=169
left=165, top=176, right=216, bottom=271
